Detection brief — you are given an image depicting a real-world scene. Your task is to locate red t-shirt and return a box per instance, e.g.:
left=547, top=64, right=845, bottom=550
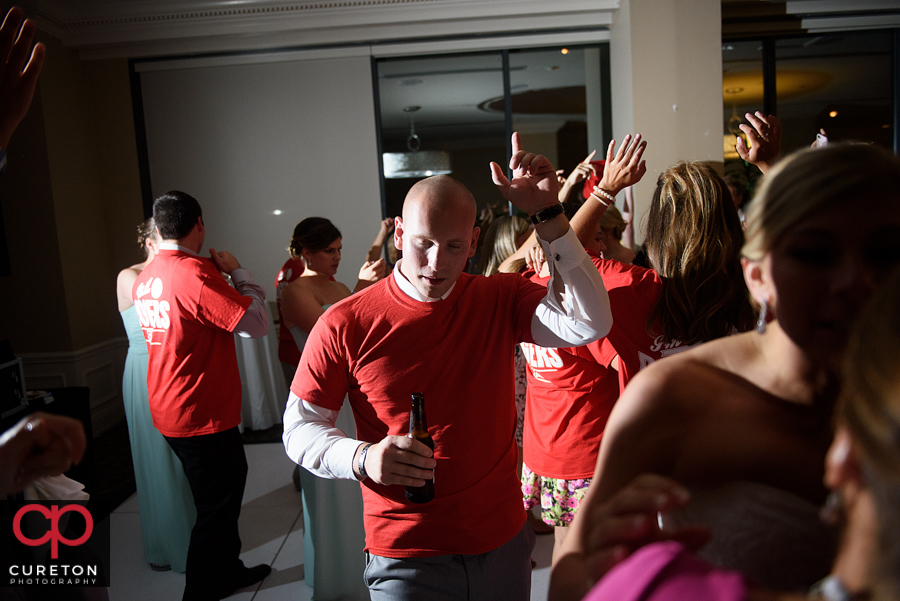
left=291, top=272, right=546, bottom=558
left=521, top=274, right=619, bottom=479
left=133, top=249, right=251, bottom=437
left=275, top=257, right=305, bottom=365
left=589, top=252, right=694, bottom=390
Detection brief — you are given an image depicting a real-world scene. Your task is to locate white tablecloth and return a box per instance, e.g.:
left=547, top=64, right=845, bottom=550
left=234, top=303, right=288, bottom=432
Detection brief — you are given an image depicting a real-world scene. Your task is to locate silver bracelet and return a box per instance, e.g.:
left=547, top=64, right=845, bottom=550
left=591, top=186, right=615, bottom=207
left=357, top=443, right=373, bottom=481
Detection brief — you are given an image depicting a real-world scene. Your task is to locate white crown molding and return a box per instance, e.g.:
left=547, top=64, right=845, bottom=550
left=783, top=0, right=900, bottom=14
left=25, top=0, right=618, bottom=59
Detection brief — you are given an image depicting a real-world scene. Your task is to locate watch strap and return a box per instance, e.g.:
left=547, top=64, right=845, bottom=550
left=530, top=203, right=565, bottom=225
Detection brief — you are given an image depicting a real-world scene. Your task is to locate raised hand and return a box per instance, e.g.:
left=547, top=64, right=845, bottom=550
left=736, top=111, right=781, bottom=173
left=596, top=134, right=647, bottom=196
left=811, top=128, right=827, bottom=149
left=359, top=258, right=386, bottom=282
left=559, top=150, right=599, bottom=202
left=490, top=132, right=560, bottom=217
left=0, top=7, right=45, bottom=149
left=209, top=248, right=242, bottom=274
left=567, top=150, right=599, bottom=185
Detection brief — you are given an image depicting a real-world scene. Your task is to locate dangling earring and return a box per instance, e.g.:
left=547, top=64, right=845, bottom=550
left=819, top=490, right=845, bottom=526
left=756, top=300, right=768, bottom=334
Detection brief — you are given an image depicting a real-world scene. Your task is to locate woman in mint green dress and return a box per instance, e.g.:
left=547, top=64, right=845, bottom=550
left=116, top=218, right=195, bottom=572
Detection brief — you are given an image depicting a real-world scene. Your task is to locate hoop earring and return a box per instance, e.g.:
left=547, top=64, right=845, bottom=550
left=756, top=300, right=768, bottom=334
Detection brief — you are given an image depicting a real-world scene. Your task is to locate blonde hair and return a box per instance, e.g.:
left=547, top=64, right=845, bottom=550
left=598, top=205, right=626, bottom=241
left=841, top=267, right=900, bottom=600
left=136, top=217, right=158, bottom=259
left=480, top=215, right=530, bottom=276
left=743, top=144, right=900, bottom=261
left=645, top=161, right=752, bottom=344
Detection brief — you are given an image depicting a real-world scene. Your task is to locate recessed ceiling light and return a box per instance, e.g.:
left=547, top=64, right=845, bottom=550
left=829, top=110, right=838, bottom=118
left=273, top=210, right=283, bottom=215
left=561, top=48, right=569, bottom=55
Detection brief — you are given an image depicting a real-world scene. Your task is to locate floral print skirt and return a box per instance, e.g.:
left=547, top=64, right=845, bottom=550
left=521, top=464, right=592, bottom=526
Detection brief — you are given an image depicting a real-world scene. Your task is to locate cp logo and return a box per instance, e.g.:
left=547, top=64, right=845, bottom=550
left=13, top=504, right=93, bottom=559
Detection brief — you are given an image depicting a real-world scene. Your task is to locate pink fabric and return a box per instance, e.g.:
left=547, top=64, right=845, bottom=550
left=583, top=541, right=748, bottom=601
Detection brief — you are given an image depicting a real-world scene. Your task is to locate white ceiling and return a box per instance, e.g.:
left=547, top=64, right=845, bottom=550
left=14, top=0, right=900, bottom=147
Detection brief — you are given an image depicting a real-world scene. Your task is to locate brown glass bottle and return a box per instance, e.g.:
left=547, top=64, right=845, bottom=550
left=405, top=392, right=435, bottom=504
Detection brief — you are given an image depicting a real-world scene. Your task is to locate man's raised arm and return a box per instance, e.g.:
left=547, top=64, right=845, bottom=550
left=490, top=133, right=612, bottom=347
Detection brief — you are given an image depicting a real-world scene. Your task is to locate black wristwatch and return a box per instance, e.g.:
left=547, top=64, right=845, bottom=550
left=530, top=203, right=565, bottom=225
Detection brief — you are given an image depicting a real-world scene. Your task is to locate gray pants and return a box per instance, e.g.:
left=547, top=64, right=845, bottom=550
left=364, top=522, right=536, bottom=601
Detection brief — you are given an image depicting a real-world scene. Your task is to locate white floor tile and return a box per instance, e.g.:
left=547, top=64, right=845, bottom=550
left=242, top=442, right=297, bottom=506
left=531, top=532, right=555, bottom=600
left=109, top=440, right=555, bottom=600
left=254, top=523, right=312, bottom=600
left=108, top=511, right=186, bottom=601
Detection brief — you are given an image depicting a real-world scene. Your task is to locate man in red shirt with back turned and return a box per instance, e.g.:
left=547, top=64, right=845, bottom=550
left=133, top=191, right=271, bottom=601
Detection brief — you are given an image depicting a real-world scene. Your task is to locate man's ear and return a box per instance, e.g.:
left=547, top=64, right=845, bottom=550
left=395, top=217, right=405, bottom=251
left=468, top=226, right=481, bottom=258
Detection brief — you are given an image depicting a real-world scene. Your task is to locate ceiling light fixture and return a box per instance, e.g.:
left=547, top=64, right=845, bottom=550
left=383, top=106, right=452, bottom=179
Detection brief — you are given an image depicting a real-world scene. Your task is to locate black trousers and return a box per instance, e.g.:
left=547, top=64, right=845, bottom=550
left=166, top=427, right=248, bottom=601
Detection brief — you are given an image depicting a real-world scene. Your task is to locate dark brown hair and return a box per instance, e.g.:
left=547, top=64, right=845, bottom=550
left=289, top=217, right=342, bottom=259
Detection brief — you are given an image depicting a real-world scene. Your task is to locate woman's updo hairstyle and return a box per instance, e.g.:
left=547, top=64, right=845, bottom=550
left=743, top=143, right=900, bottom=262
left=289, top=217, right=342, bottom=260
left=598, top=205, right=627, bottom=241
left=137, top=217, right=158, bottom=259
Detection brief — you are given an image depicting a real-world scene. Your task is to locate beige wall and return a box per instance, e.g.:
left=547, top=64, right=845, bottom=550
left=0, top=33, right=142, bottom=432
left=610, top=0, right=723, bottom=242
left=1, top=34, right=144, bottom=354
left=38, top=35, right=144, bottom=351
left=0, top=72, right=68, bottom=352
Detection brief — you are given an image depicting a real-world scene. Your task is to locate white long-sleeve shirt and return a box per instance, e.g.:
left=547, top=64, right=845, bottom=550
left=283, top=225, right=610, bottom=480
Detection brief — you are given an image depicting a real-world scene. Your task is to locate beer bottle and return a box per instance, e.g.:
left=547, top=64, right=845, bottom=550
left=405, top=392, right=434, bottom=504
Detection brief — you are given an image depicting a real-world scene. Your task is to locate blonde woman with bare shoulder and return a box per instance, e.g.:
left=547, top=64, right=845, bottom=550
left=115, top=218, right=195, bottom=573
left=554, top=142, right=900, bottom=596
